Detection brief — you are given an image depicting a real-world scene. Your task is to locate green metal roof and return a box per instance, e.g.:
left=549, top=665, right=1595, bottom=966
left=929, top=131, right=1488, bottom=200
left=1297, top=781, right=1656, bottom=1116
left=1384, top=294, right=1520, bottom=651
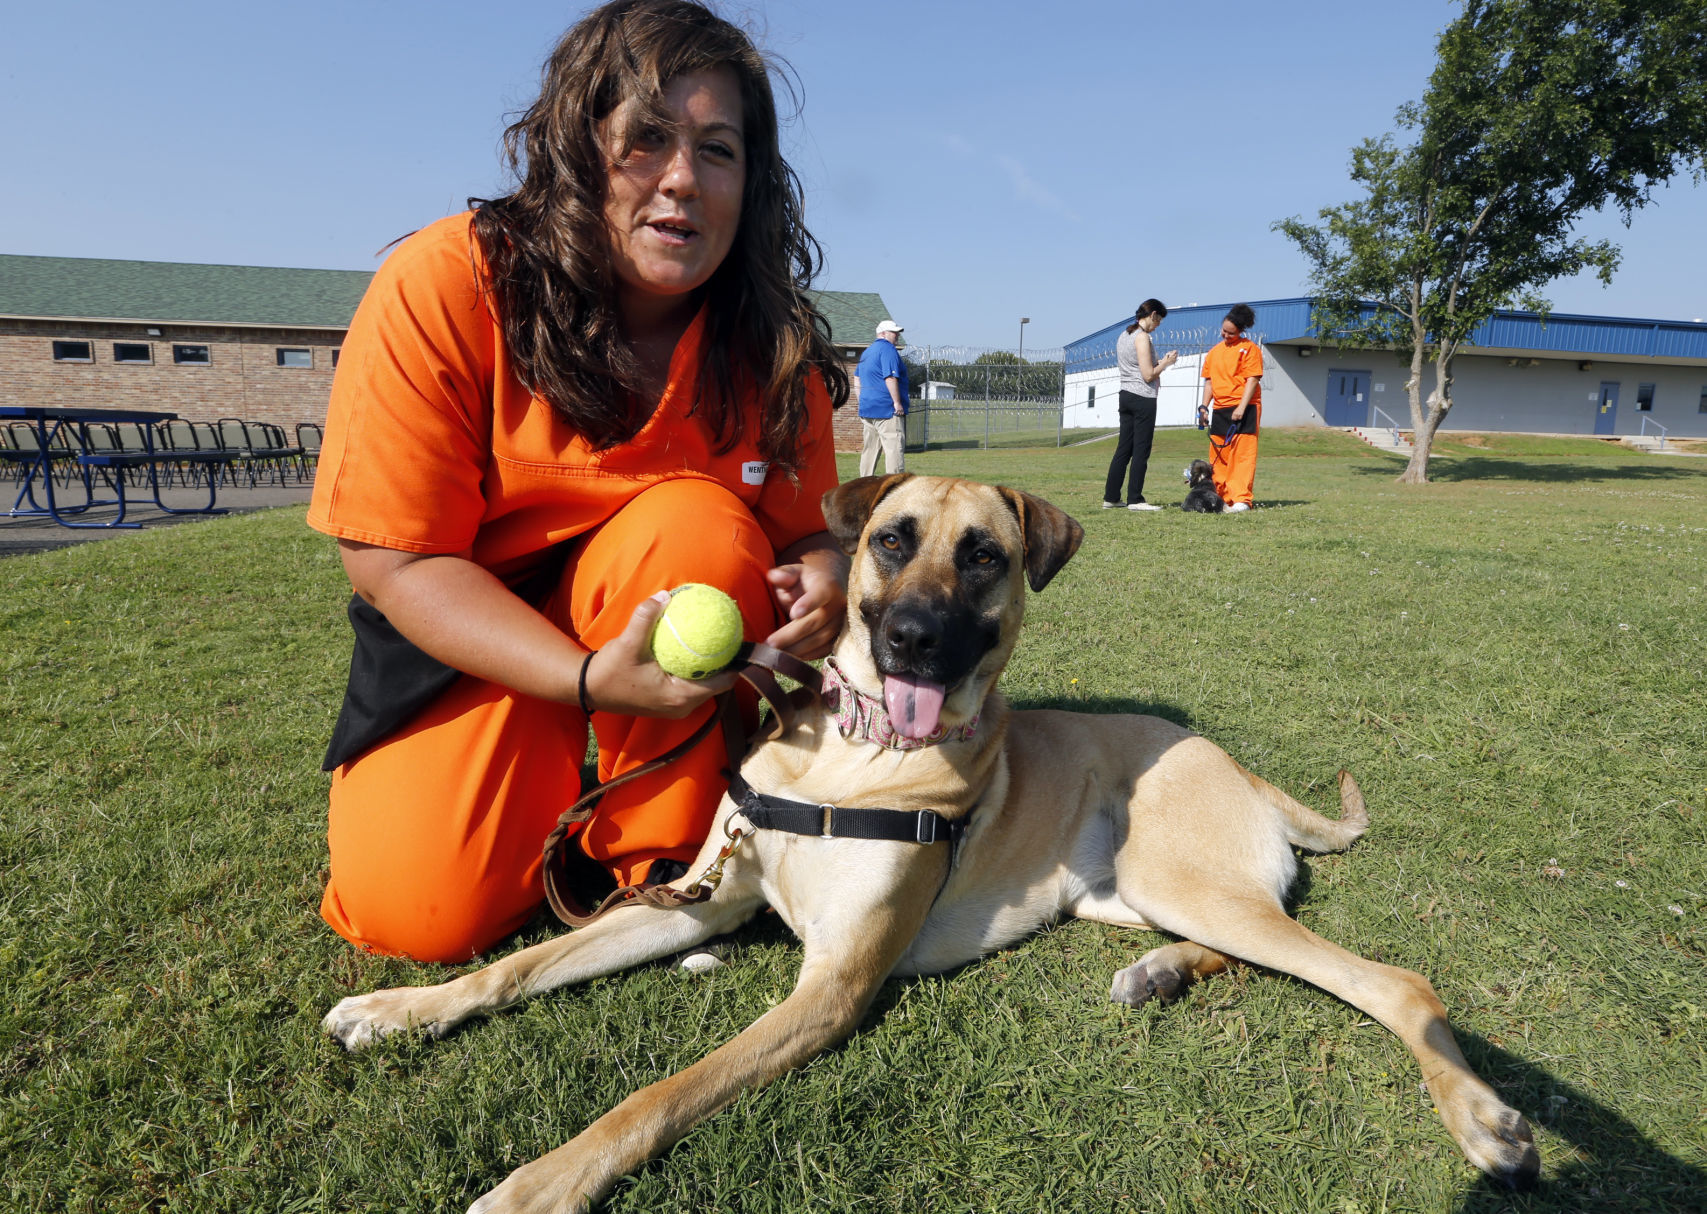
left=0, top=253, right=373, bottom=329
left=807, top=290, right=896, bottom=347
left=0, top=253, right=894, bottom=343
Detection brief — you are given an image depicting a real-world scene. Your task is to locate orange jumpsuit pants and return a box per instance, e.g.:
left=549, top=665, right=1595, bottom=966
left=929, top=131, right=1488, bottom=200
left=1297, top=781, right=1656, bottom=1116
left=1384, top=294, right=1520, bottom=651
left=319, top=478, right=779, bottom=962
left=1209, top=403, right=1261, bottom=506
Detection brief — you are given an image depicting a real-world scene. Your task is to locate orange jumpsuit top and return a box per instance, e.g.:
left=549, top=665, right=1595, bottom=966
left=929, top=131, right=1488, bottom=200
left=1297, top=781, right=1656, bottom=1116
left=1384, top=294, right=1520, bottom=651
left=1201, top=337, right=1264, bottom=412
left=307, top=212, right=837, bottom=577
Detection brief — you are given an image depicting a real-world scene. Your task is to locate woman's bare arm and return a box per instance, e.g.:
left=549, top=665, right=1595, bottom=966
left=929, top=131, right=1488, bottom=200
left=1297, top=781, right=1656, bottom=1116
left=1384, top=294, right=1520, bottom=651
left=1133, top=331, right=1178, bottom=384
left=338, top=541, right=724, bottom=718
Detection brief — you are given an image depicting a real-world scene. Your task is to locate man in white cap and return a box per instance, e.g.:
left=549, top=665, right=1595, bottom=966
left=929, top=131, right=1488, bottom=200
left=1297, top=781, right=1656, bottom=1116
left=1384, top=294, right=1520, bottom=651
left=855, top=319, right=910, bottom=476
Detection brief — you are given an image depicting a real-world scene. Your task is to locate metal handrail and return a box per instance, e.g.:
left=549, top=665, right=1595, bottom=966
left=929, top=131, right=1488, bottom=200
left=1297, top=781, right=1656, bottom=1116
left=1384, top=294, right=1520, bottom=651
left=1639, top=415, right=1669, bottom=450
left=1370, top=405, right=1405, bottom=447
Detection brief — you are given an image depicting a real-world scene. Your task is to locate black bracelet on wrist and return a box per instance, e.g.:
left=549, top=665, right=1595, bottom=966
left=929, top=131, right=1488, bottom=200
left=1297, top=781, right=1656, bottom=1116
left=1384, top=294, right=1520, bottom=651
left=578, top=650, right=597, bottom=716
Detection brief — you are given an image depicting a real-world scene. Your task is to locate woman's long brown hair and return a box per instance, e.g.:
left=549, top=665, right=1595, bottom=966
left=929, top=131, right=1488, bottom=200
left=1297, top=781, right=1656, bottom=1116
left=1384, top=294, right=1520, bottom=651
left=468, top=0, right=847, bottom=471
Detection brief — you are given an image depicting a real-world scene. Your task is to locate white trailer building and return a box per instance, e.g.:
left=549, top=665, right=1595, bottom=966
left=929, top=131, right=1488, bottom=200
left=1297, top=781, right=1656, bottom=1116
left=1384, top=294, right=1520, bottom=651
left=1065, top=298, right=1707, bottom=442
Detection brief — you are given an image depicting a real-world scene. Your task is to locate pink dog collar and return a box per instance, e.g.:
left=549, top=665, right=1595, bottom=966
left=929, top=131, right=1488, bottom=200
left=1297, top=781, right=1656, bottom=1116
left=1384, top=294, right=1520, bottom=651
left=819, top=657, right=979, bottom=752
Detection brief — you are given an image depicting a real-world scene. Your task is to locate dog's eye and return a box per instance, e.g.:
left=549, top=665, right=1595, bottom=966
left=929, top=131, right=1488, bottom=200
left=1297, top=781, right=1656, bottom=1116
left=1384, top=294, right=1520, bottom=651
left=877, top=532, right=901, bottom=551
left=971, top=548, right=995, bottom=565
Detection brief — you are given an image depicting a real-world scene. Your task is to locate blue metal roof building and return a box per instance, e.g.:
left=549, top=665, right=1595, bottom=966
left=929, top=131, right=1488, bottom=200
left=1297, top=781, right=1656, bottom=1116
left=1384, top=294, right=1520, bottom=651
left=1066, top=298, right=1317, bottom=376
left=1064, top=298, right=1707, bottom=440
left=1467, top=308, right=1707, bottom=362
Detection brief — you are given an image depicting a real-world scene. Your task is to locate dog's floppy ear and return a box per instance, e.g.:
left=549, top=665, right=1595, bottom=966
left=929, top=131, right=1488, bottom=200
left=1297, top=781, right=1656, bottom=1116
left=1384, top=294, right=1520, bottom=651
left=822, top=474, right=913, bottom=555
left=997, top=486, right=1084, bottom=592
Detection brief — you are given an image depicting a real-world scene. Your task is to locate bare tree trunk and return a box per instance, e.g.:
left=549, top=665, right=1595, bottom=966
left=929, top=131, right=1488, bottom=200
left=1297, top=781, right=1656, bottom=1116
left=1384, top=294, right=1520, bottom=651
left=1399, top=347, right=1454, bottom=484
left=1399, top=414, right=1437, bottom=484
left=1398, top=320, right=1430, bottom=484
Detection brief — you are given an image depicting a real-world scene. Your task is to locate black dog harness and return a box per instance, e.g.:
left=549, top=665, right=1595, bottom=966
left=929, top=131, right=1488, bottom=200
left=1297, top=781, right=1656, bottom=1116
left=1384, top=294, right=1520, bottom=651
left=541, top=643, right=974, bottom=927
left=733, top=793, right=967, bottom=848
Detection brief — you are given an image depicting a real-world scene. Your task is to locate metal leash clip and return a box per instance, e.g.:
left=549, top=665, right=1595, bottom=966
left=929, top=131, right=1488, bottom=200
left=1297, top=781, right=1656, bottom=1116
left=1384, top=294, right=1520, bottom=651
left=681, top=818, right=747, bottom=899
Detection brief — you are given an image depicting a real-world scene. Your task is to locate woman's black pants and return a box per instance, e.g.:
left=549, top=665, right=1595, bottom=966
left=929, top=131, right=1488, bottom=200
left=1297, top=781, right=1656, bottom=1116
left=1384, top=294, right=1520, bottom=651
left=1103, top=390, right=1157, bottom=505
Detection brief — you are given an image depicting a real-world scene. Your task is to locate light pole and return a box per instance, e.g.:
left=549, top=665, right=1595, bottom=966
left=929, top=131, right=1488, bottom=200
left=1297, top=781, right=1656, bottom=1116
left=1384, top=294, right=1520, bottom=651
left=1018, top=317, right=1030, bottom=363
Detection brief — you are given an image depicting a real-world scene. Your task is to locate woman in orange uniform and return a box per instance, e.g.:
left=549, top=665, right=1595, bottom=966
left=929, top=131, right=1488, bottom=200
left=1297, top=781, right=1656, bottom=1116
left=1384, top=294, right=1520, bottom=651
left=305, top=0, right=849, bottom=962
left=1198, top=302, right=1262, bottom=512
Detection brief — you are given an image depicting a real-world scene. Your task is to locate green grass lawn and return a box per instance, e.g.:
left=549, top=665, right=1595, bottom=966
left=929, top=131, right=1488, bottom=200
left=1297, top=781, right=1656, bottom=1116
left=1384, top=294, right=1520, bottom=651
left=3, top=430, right=1704, bottom=1212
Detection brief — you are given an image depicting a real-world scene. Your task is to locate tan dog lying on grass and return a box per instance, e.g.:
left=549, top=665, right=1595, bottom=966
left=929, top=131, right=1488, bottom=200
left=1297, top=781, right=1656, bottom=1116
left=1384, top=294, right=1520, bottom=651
left=324, top=474, right=1539, bottom=1212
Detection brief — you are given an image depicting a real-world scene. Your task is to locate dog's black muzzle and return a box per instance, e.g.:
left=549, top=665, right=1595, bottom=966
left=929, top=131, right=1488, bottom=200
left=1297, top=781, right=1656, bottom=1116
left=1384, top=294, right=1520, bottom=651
left=864, top=595, right=998, bottom=688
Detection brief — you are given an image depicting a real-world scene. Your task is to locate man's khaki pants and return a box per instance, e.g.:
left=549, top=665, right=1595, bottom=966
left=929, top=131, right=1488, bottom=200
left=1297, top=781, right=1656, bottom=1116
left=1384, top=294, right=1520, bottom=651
left=859, top=414, right=905, bottom=477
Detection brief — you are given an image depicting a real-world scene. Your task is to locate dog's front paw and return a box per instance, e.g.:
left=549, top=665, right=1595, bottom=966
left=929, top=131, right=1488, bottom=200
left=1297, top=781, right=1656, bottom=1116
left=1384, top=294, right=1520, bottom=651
left=322, top=989, right=446, bottom=1051
left=467, top=1148, right=601, bottom=1214
left=1441, top=1085, right=1540, bottom=1190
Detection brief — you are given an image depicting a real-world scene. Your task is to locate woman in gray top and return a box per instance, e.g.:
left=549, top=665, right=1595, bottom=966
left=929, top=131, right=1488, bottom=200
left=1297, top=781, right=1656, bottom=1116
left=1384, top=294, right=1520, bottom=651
left=1103, top=298, right=1179, bottom=510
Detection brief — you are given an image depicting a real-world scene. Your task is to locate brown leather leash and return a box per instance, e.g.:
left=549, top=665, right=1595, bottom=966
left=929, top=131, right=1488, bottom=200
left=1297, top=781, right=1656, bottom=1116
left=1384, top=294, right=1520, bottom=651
left=540, top=642, right=821, bottom=928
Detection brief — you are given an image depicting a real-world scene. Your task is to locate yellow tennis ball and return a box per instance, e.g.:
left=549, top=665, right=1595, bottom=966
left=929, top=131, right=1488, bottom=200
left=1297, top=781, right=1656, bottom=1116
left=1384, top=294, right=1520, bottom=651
left=650, top=583, right=744, bottom=679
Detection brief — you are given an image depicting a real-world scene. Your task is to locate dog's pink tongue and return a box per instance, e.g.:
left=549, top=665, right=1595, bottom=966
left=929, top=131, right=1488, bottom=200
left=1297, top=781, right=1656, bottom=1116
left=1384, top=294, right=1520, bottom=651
left=883, top=674, right=946, bottom=739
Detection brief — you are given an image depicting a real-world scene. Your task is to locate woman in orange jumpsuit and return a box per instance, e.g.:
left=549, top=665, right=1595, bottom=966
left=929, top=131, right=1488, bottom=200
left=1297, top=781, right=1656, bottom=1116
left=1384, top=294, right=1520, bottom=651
left=306, top=0, right=849, bottom=962
left=1198, top=303, right=1263, bottom=511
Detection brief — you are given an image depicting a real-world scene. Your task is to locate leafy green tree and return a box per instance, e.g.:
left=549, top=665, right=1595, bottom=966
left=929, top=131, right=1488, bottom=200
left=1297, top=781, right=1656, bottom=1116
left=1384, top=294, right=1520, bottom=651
left=1274, top=0, right=1706, bottom=483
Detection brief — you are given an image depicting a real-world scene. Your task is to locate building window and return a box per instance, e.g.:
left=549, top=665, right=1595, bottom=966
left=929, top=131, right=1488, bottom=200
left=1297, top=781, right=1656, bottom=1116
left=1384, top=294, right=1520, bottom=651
left=52, top=340, right=93, bottom=362
left=173, top=344, right=211, bottom=365
left=1699, top=386, right=1707, bottom=414
left=276, top=347, right=312, bottom=368
left=1087, top=385, right=1096, bottom=408
left=331, top=348, right=341, bottom=368
left=113, top=342, right=153, bottom=364
left=1636, top=383, right=1655, bottom=412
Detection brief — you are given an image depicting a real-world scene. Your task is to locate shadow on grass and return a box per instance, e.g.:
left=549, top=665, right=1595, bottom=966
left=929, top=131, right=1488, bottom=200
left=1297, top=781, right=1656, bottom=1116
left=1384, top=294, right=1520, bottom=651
left=1453, top=1035, right=1707, bottom=1213
left=859, top=911, right=1707, bottom=1212
left=1347, top=458, right=1703, bottom=484
left=1012, top=693, right=1198, bottom=732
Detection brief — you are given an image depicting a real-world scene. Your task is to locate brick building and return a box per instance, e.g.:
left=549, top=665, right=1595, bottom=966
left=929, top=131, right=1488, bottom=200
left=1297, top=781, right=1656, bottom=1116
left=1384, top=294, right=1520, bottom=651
left=0, top=252, right=896, bottom=450
left=0, top=254, right=366, bottom=431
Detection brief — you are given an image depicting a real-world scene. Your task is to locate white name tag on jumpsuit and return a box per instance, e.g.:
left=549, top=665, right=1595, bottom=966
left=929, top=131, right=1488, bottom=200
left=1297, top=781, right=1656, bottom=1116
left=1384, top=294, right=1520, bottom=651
left=742, top=461, right=769, bottom=485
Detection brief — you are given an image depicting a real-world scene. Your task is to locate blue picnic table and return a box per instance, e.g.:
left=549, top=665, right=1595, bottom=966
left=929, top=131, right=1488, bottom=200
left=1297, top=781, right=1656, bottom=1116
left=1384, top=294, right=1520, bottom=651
left=2, top=405, right=233, bottom=529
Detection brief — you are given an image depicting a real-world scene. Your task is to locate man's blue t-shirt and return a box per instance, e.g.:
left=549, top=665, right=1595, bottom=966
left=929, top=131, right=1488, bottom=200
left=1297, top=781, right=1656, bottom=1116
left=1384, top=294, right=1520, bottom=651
left=856, top=340, right=910, bottom=419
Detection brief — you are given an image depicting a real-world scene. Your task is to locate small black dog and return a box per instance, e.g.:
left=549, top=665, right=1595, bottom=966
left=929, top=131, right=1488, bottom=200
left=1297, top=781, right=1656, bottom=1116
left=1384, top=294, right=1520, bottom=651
left=1182, top=460, right=1225, bottom=513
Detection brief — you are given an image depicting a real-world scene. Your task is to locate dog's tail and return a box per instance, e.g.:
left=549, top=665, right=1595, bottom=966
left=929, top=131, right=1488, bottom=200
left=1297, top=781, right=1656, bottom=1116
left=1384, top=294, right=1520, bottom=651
left=1242, top=767, right=1369, bottom=853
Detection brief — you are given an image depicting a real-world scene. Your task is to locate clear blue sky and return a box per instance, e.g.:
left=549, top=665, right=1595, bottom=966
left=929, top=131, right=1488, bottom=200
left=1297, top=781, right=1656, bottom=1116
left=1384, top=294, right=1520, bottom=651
left=5, top=0, right=1703, bottom=349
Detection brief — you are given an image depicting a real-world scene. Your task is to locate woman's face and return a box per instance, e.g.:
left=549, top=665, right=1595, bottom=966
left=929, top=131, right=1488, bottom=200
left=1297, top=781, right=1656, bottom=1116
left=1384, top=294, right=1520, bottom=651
left=1220, top=320, right=1243, bottom=345
left=602, top=67, right=746, bottom=324
left=1139, top=313, right=1161, bottom=333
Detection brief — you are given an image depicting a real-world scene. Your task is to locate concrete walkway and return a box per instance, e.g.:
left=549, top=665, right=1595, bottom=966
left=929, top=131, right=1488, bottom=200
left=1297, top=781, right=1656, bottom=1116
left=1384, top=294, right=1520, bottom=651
left=0, top=478, right=315, bottom=559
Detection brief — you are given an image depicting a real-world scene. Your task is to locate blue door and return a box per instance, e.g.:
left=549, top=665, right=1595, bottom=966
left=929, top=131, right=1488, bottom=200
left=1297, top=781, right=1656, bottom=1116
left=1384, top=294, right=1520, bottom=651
left=1324, top=369, right=1370, bottom=426
left=1594, top=382, right=1619, bottom=435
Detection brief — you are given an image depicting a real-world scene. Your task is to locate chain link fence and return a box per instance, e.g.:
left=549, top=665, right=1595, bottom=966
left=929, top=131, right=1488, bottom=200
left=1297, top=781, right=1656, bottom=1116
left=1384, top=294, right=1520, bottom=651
left=889, top=326, right=1270, bottom=451
left=896, top=344, right=1068, bottom=450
